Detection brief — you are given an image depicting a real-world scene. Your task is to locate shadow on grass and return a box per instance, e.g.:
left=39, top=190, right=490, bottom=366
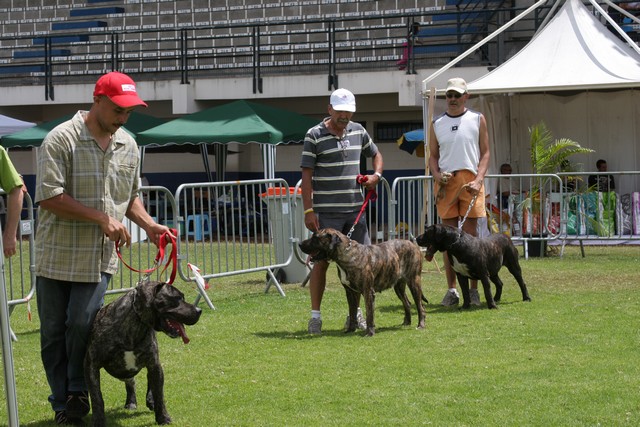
left=22, top=407, right=151, bottom=427
left=252, top=322, right=422, bottom=340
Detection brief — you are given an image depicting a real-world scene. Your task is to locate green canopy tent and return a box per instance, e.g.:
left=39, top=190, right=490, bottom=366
left=136, top=99, right=319, bottom=181
left=1, top=111, right=165, bottom=148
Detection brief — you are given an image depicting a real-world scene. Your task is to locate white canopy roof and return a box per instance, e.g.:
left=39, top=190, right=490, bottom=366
left=0, top=114, right=35, bottom=137
left=467, top=0, right=640, bottom=94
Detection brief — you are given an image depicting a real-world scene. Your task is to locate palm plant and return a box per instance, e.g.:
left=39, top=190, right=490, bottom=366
left=520, top=121, right=593, bottom=248
left=529, top=121, right=593, bottom=176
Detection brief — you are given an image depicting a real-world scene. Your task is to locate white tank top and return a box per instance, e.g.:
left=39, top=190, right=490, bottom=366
left=433, top=109, right=481, bottom=175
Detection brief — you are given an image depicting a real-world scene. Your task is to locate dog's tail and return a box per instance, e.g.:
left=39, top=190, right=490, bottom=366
left=422, top=294, right=429, bottom=305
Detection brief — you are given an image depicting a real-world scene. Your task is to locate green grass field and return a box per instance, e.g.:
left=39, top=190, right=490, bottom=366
left=2, top=245, right=640, bottom=426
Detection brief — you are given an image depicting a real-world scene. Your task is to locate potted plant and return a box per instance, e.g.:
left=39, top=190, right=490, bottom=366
left=521, top=121, right=593, bottom=256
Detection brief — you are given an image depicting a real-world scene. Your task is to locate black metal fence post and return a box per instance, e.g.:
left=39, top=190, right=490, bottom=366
left=181, top=29, right=190, bottom=85
left=328, top=21, right=338, bottom=90
left=252, top=26, right=263, bottom=94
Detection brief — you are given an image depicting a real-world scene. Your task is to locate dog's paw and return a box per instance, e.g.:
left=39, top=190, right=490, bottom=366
left=157, top=415, right=172, bottom=425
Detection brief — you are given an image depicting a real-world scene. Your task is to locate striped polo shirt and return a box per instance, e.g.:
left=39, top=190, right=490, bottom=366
left=300, top=118, right=378, bottom=213
left=35, top=111, right=141, bottom=283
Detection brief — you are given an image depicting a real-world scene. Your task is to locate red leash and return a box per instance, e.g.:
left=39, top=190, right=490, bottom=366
left=346, top=175, right=378, bottom=239
left=116, top=228, right=178, bottom=284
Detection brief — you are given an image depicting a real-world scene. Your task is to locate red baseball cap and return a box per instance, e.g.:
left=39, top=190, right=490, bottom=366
left=93, top=72, right=147, bottom=108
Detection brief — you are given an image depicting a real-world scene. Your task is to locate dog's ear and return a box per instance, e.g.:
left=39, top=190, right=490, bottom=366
left=152, top=281, right=167, bottom=296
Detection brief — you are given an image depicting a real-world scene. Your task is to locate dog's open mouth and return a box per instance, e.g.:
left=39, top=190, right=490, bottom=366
left=423, top=246, right=436, bottom=262
left=163, top=319, right=190, bottom=344
left=299, top=246, right=327, bottom=262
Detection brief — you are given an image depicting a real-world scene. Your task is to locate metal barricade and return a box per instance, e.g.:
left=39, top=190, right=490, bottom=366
left=174, top=179, right=295, bottom=297
left=2, top=191, right=36, bottom=342
left=483, top=173, right=563, bottom=258
left=390, top=175, right=434, bottom=240
left=392, top=174, right=566, bottom=258
left=0, top=189, right=34, bottom=427
left=555, top=171, right=640, bottom=256
left=109, top=185, right=178, bottom=292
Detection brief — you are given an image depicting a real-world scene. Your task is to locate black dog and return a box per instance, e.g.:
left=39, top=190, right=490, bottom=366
left=85, top=280, right=202, bottom=426
left=299, top=228, right=426, bottom=336
left=416, top=224, right=531, bottom=309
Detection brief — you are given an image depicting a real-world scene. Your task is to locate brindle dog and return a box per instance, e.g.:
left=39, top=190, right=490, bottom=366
left=85, top=280, right=202, bottom=426
left=416, top=224, right=531, bottom=309
left=299, top=228, right=426, bottom=336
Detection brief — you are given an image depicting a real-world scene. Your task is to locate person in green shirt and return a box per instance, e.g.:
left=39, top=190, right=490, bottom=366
left=0, top=145, right=25, bottom=258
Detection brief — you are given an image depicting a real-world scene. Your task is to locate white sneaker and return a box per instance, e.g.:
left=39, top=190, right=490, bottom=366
left=441, top=289, right=460, bottom=306
left=469, top=288, right=481, bottom=306
left=344, top=307, right=367, bottom=330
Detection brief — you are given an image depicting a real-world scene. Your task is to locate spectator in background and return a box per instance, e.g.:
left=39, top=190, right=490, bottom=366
left=560, top=159, right=578, bottom=192
left=397, top=22, right=425, bottom=71
left=588, top=159, right=615, bottom=192
left=0, top=145, right=26, bottom=258
left=498, top=163, right=516, bottom=210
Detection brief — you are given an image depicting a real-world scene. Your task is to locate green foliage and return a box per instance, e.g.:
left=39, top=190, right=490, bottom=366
left=522, top=121, right=595, bottom=215
left=529, top=121, right=594, bottom=175
left=3, top=245, right=640, bottom=426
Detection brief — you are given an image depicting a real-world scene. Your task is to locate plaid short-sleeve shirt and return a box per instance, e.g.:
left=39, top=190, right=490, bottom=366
left=35, top=111, right=140, bottom=282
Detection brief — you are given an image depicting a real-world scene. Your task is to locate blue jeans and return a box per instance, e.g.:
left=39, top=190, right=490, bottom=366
left=36, top=273, right=110, bottom=412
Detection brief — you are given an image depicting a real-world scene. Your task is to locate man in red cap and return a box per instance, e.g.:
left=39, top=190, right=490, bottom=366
left=34, top=71, right=170, bottom=425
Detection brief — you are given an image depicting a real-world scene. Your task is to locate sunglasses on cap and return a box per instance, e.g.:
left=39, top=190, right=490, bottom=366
left=445, top=92, right=464, bottom=99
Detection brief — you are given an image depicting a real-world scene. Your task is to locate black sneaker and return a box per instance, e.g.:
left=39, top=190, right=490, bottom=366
left=55, top=411, right=68, bottom=425
left=66, top=391, right=90, bottom=419
left=55, top=410, right=85, bottom=426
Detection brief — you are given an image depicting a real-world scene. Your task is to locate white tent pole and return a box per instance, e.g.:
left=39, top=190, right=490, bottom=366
left=594, top=0, right=640, bottom=56
left=421, top=0, right=550, bottom=94
left=420, top=86, right=436, bottom=234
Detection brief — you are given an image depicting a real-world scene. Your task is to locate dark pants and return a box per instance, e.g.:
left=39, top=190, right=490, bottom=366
left=36, top=273, right=110, bottom=412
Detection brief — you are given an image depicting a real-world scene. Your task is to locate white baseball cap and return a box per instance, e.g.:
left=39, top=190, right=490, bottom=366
left=330, top=88, right=356, bottom=112
left=445, top=77, right=468, bottom=94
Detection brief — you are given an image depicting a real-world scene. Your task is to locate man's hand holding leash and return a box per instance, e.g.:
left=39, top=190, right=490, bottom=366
left=145, top=222, right=174, bottom=247
left=358, top=171, right=382, bottom=190
left=465, top=179, right=483, bottom=196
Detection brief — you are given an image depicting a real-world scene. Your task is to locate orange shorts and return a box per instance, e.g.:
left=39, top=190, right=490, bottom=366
left=435, top=169, right=486, bottom=220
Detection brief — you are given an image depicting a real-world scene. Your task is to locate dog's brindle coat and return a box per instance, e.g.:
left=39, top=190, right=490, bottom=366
left=416, top=224, right=531, bottom=309
left=85, top=280, right=202, bottom=426
left=299, top=228, right=426, bottom=336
